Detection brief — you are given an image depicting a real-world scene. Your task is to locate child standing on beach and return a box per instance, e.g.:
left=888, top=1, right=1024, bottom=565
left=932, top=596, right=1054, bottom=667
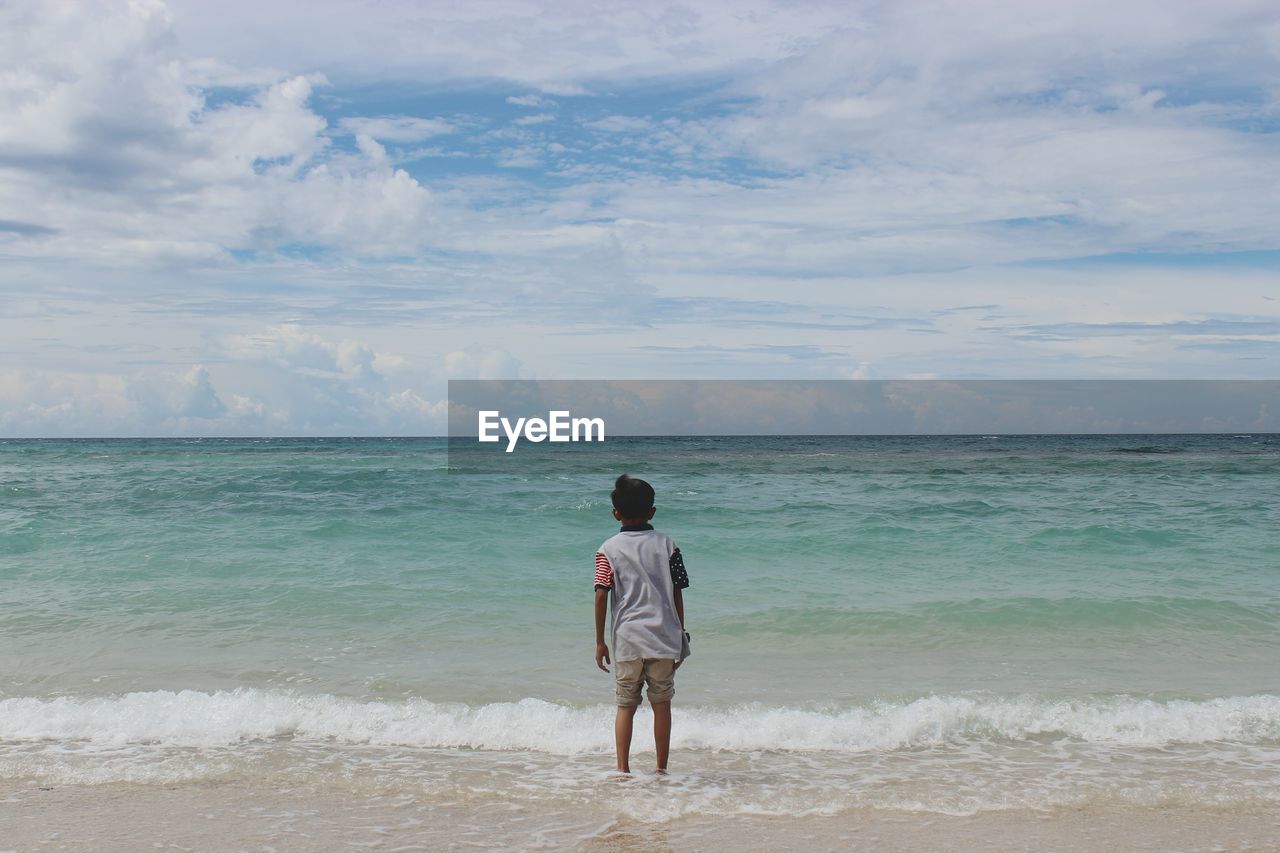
left=593, top=474, right=691, bottom=775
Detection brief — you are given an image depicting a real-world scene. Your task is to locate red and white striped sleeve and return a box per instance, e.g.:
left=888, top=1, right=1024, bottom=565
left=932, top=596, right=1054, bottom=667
left=594, top=552, right=613, bottom=590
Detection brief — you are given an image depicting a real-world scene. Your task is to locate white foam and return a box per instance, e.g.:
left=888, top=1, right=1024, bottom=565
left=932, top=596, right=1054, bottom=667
left=2, top=690, right=1278, bottom=752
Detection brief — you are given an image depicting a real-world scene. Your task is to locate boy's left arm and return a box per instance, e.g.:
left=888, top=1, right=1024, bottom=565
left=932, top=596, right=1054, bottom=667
left=670, top=547, right=690, bottom=620
left=670, top=546, right=689, bottom=668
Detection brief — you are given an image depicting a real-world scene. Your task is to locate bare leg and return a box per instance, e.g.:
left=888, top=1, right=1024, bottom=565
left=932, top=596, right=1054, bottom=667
left=652, top=700, right=671, bottom=772
left=614, top=705, right=638, bottom=773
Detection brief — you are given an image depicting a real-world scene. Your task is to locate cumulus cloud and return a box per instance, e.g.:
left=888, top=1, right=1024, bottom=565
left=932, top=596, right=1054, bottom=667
left=0, top=327, right=461, bottom=436
left=230, top=324, right=383, bottom=383
left=217, top=325, right=456, bottom=433
left=0, top=1, right=437, bottom=265
left=130, top=365, right=226, bottom=421
left=0, top=369, right=132, bottom=437
left=0, top=364, right=257, bottom=436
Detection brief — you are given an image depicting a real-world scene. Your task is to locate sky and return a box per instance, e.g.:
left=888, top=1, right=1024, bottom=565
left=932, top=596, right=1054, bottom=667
left=1, top=0, right=1278, bottom=436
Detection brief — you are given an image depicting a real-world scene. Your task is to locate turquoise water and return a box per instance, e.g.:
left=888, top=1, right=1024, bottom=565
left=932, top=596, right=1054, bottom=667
left=2, top=435, right=1278, bottom=816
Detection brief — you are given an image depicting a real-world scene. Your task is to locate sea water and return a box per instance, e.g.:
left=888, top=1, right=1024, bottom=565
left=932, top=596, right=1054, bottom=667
left=1, top=435, right=1278, bottom=820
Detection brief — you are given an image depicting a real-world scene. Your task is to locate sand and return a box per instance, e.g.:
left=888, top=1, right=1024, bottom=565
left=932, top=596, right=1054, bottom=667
left=3, top=781, right=1279, bottom=851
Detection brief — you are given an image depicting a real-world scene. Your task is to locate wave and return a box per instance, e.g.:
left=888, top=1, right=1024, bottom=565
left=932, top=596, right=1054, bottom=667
left=2, top=690, right=1278, bottom=753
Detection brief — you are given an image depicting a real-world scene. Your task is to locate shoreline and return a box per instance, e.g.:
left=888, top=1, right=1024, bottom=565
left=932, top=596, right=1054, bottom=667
left=3, top=780, right=1279, bottom=851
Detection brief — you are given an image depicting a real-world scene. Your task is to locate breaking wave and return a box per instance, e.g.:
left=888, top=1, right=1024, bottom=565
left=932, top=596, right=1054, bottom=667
left=3, top=690, right=1278, bottom=752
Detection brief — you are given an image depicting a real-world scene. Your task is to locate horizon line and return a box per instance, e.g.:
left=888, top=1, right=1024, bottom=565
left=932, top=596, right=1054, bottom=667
left=2, top=432, right=1277, bottom=441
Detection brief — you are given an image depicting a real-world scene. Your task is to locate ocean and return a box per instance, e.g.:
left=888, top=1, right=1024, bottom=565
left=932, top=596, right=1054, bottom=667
left=2, top=435, right=1278, bottom=844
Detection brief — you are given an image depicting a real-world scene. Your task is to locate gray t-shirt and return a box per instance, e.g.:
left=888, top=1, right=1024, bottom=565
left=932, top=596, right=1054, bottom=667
left=594, top=525, right=690, bottom=661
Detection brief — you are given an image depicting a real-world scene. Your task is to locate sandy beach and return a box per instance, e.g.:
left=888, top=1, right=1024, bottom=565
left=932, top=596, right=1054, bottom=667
left=4, top=780, right=1279, bottom=851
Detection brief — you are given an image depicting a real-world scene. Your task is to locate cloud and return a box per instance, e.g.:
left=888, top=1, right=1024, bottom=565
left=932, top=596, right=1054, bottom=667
left=507, top=94, right=554, bottom=108
left=495, top=147, right=543, bottom=168
left=0, top=364, right=252, bottom=436
left=0, top=2, right=438, bottom=264
left=8, top=0, right=1279, bottom=277
left=0, top=326, right=463, bottom=436
left=0, top=369, right=132, bottom=437
left=0, top=219, right=58, bottom=237
left=130, top=365, right=227, bottom=420
left=443, top=347, right=522, bottom=379
left=1000, top=318, right=1280, bottom=341
left=586, top=115, right=651, bottom=133
left=338, top=115, right=454, bottom=142
left=215, top=325, right=459, bottom=433
left=513, top=113, right=556, bottom=126
left=165, top=0, right=844, bottom=91
left=231, top=324, right=381, bottom=382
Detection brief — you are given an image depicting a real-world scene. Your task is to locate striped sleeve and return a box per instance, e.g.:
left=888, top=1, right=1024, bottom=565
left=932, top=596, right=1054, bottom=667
left=594, top=552, right=613, bottom=590
left=669, top=547, right=689, bottom=590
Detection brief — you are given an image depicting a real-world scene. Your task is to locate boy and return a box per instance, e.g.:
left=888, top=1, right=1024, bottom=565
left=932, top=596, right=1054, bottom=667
left=593, top=474, right=690, bottom=775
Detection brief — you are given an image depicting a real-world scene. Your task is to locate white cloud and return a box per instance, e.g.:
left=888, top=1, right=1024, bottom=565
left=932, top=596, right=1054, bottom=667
left=0, top=364, right=258, bottom=436
left=443, top=347, right=522, bottom=380
left=0, top=369, right=132, bottom=437
left=165, top=0, right=844, bottom=92
left=585, top=115, right=651, bottom=133
left=507, top=94, right=554, bottom=108
left=130, top=365, right=227, bottom=421
left=7, top=0, right=1278, bottom=276
left=338, top=115, right=454, bottom=142
left=0, top=2, right=438, bottom=264
left=231, top=324, right=381, bottom=381
left=0, top=326, right=462, bottom=436
left=513, top=113, right=555, bottom=126
left=496, top=147, right=543, bottom=168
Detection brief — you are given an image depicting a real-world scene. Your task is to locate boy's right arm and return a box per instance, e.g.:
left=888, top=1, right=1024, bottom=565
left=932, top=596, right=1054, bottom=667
left=594, top=550, right=613, bottom=672
left=594, top=588, right=610, bottom=672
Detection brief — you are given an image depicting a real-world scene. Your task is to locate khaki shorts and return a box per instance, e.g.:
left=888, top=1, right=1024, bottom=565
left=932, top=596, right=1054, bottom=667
left=614, top=658, right=675, bottom=707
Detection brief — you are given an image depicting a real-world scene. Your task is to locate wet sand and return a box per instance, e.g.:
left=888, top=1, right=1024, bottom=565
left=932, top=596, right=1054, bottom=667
left=3, top=781, right=1279, bottom=851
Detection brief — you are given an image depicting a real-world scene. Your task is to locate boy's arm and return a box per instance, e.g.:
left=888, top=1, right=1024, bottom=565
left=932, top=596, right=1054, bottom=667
left=670, top=545, right=689, bottom=669
left=594, top=588, right=611, bottom=672
left=673, top=587, right=686, bottom=670
left=669, top=546, right=689, bottom=630
left=594, top=551, right=613, bottom=672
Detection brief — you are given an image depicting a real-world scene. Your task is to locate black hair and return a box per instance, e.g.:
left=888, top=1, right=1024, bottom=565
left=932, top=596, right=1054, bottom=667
left=611, top=474, right=655, bottom=518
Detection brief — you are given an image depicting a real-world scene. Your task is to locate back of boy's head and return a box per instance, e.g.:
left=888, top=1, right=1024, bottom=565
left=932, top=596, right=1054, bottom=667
left=611, top=474, right=655, bottom=518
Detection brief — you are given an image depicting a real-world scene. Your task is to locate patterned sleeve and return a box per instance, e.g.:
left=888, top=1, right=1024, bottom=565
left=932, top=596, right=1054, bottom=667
left=669, top=547, right=689, bottom=590
left=594, top=552, right=613, bottom=590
